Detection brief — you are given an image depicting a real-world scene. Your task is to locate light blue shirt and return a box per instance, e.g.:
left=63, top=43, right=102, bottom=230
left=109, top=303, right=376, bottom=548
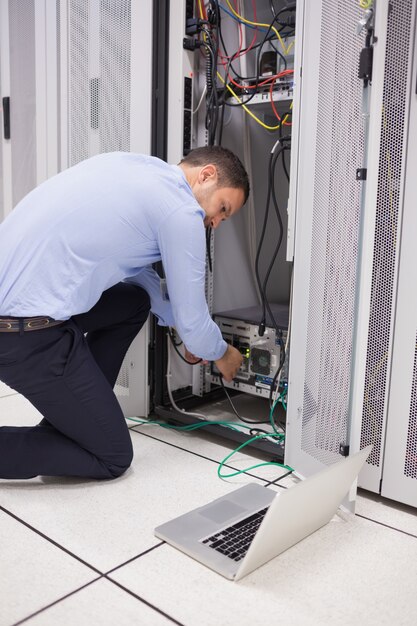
left=0, top=152, right=227, bottom=361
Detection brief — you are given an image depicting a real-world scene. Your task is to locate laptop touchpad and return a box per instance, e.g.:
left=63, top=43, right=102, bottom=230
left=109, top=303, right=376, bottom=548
left=199, top=500, right=246, bottom=524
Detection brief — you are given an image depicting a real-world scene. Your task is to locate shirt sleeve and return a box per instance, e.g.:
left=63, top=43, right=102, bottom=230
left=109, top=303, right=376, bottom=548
left=157, top=205, right=228, bottom=362
left=125, top=266, right=175, bottom=327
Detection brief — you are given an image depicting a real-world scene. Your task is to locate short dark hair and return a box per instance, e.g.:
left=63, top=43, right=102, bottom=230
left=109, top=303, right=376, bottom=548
left=180, top=146, right=250, bottom=203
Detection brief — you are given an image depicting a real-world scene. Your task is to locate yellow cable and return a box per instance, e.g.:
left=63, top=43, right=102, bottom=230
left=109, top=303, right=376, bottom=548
left=225, top=0, right=291, bottom=55
left=197, top=0, right=205, bottom=19
left=359, top=0, right=373, bottom=8
left=217, top=71, right=290, bottom=130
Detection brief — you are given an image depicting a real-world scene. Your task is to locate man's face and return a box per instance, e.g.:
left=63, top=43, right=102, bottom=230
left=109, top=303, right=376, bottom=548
left=192, top=165, right=245, bottom=229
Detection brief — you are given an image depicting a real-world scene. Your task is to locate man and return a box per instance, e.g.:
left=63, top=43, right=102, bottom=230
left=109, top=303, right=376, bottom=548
left=0, top=146, right=248, bottom=480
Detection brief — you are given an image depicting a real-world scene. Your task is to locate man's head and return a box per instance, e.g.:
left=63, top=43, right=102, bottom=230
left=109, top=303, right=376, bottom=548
left=179, top=146, right=250, bottom=229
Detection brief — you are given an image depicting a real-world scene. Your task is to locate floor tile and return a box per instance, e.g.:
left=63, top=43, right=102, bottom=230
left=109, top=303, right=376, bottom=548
left=0, top=429, right=268, bottom=573
left=25, top=577, right=175, bottom=626
left=0, top=380, right=17, bottom=398
left=356, top=488, right=417, bottom=537
left=0, top=393, right=42, bottom=426
left=0, top=510, right=97, bottom=626
left=109, top=514, right=417, bottom=626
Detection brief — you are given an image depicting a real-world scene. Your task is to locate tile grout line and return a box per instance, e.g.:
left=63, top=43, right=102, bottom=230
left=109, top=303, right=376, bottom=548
left=104, top=577, right=186, bottom=626
left=263, top=469, right=293, bottom=488
left=0, top=503, right=172, bottom=577
left=104, top=541, right=165, bottom=576
left=1, top=510, right=177, bottom=626
left=11, top=577, right=104, bottom=626
left=0, top=504, right=103, bottom=576
left=355, top=513, right=417, bottom=540
left=130, top=427, right=283, bottom=484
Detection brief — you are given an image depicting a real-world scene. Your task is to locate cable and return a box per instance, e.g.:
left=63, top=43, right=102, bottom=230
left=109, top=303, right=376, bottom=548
left=166, top=334, right=207, bottom=419
left=193, top=84, right=207, bottom=114
left=219, top=375, right=271, bottom=424
left=254, top=141, right=284, bottom=329
left=168, top=329, right=202, bottom=365
left=217, top=73, right=287, bottom=131
left=126, top=414, right=290, bottom=478
left=206, top=225, right=213, bottom=272
left=223, top=0, right=292, bottom=55
left=218, top=433, right=292, bottom=479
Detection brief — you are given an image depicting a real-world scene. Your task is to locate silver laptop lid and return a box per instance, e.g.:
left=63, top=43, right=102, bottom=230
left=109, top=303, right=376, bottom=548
left=235, top=445, right=372, bottom=580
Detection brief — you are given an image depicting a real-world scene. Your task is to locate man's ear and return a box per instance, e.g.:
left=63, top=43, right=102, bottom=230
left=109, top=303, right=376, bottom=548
left=198, top=164, right=218, bottom=184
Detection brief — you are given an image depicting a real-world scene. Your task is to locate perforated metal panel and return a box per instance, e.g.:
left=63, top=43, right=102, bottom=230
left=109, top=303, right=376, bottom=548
left=360, top=0, right=413, bottom=467
left=0, top=56, right=3, bottom=221
left=404, top=337, right=417, bottom=479
left=67, top=0, right=131, bottom=166
left=9, top=0, right=37, bottom=206
left=99, top=0, right=131, bottom=153
left=300, top=1, right=365, bottom=463
left=69, top=0, right=89, bottom=165
left=115, top=364, right=130, bottom=397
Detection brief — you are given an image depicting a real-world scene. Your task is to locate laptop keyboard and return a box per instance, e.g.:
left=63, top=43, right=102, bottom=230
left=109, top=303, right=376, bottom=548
left=200, top=507, right=269, bottom=562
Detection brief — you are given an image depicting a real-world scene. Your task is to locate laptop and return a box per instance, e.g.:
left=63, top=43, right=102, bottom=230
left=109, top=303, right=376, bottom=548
left=154, top=445, right=372, bottom=581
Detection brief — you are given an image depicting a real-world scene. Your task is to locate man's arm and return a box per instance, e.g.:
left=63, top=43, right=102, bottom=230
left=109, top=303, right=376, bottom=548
left=125, top=266, right=175, bottom=327
left=157, top=205, right=236, bottom=364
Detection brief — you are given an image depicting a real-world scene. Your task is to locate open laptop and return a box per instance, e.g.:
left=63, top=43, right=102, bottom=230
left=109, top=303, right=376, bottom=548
left=155, top=445, right=372, bottom=581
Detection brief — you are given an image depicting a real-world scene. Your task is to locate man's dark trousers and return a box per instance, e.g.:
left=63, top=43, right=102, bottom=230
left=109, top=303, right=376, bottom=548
left=0, top=283, right=150, bottom=479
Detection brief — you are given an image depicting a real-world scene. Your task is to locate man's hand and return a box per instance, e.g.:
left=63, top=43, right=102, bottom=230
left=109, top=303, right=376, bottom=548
left=214, top=344, right=242, bottom=382
left=184, top=347, right=209, bottom=365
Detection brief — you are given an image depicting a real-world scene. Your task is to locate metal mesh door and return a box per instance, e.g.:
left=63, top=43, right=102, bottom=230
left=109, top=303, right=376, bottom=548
left=404, top=340, right=417, bottom=480
left=0, top=56, right=3, bottom=221
left=67, top=0, right=131, bottom=166
left=379, top=0, right=417, bottom=506
left=9, top=0, right=37, bottom=207
left=299, top=0, right=365, bottom=465
left=359, top=0, right=414, bottom=472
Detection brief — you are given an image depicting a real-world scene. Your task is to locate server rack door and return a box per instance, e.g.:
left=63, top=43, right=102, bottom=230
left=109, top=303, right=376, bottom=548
left=350, top=0, right=417, bottom=495
left=285, top=0, right=367, bottom=495
left=0, top=0, right=12, bottom=221
left=0, top=0, right=43, bottom=218
left=381, top=15, right=417, bottom=508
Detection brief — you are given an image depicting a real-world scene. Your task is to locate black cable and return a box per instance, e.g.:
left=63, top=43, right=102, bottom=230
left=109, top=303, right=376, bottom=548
left=279, top=113, right=292, bottom=182
left=252, top=136, right=291, bottom=414
left=261, top=146, right=291, bottom=318
left=250, top=427, right=270, bottom=436
left=206, top=226, right=213, bottom=272
left=219, top=376, right=270, bottom=424
left=168, top=329, right=202, bottom=365
left=254, top=144, right=285, bottom=335
left=201, top=33, right=218, bottom=145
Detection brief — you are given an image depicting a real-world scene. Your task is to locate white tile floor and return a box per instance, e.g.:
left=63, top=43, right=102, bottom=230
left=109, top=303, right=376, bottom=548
left=1, top=381, right=417, bottom=626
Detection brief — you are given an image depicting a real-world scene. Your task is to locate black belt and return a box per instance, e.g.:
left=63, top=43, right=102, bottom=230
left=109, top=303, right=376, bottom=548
left=0, top=316, right=64, bottom=332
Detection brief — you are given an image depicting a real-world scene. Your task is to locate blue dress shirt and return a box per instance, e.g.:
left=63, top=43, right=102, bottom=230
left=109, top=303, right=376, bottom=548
left=0, top=152, right=227, bottom=361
